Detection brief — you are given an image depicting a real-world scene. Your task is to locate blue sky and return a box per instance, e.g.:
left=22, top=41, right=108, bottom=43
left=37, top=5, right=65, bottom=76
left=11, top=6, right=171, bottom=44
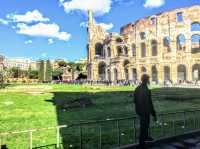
left=0, top=0, right=199, bottom=61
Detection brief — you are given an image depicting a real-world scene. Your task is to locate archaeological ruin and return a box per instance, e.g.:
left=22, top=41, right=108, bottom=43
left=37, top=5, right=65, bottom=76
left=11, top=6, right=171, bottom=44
left=87, top=5, right=200, bottom=84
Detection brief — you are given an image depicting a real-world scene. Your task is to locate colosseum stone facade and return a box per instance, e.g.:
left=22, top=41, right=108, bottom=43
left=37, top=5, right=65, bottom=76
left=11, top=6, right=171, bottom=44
left=87, top=5, right=200, bottom=84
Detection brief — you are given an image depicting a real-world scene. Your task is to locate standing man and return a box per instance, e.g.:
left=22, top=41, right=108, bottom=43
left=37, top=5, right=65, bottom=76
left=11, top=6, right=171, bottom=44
left=134, top=74, right=157, bottom=149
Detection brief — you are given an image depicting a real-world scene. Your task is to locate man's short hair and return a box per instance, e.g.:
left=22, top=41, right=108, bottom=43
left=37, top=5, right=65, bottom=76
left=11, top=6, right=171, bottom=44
left=141, top=74, right=150, bottom=84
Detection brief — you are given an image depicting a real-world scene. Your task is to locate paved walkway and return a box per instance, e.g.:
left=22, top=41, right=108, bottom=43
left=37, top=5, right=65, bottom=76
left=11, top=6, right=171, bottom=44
left=150, top=137, right=200, bottom=149
left=117, top=130, right=200, bottom=149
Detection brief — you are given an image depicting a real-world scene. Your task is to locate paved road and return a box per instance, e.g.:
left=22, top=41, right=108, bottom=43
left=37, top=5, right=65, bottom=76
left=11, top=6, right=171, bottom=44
left=149, top=137, right=200, bottom=149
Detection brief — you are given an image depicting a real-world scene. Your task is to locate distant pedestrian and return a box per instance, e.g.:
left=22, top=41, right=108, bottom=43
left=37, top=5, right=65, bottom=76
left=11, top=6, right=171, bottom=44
left=134, top=74, right=157, bottom=149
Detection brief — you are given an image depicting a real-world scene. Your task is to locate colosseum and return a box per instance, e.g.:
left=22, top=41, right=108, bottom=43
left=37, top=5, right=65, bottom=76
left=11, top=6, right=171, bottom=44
left=87, top=5, right=200, bottom=84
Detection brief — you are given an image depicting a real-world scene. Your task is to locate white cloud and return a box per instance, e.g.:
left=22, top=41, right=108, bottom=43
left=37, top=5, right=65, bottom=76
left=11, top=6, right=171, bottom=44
left=60, top=0, right=112, bottom=16
left=7, top=10, right=50, bottom=23
left=16, top=23, right=71, bottom=41
left=80, top=21, right=113, bottom=31
left=48, top=38, right=54, bottom=45
left=0, top=19, right=8, bottom=25
left=98, top=22, right=113, bottom=31
left=144, top=0, right=165, bottom=8
left=24, top=40, right=33, bottom=44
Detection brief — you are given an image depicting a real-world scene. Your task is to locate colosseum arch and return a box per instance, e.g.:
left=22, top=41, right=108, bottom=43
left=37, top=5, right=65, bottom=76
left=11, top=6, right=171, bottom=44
left=163, top=37, right=171, bottom=52
left=132, top=68, right=137, bottom=81
left=191, top=22, right=200, bottom=31
left=176, top=34, right=186, bottom=51
left=132, top=43, right=136, bottom=56
left=141, top=66, right=147, bottom=74
left=124, top=60, right=130, bottom=80
left=117, top=46, right=123, bottom=56
left=141, top=42, right=146, bottom=57
left=152, top=65, right=158, bottom=82
left=164, top=66, right=170, bottom=81
left=107, top=69, right=111, bottom=81
left=151, top=40, right=158, bottom=56
left=191, top=34, right=200, bottom=53
left=107, top=47, right=111, bottom=57
left=116, top=37, right=123, bottom=43
left=192, top=64, right=200, bottom=81
left=113, top=68, right=118, bottom=81
left=177, top=64, right=187, bottom=82
left=98, top=62, right=106, bottom=80
left=95, top=43, right=104, bottom=57
left=124, top=46, right=128, bottom=56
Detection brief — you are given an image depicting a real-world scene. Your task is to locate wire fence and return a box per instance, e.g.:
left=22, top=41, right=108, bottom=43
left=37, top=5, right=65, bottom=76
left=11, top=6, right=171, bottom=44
left=1, top=109, right=200, bottom=149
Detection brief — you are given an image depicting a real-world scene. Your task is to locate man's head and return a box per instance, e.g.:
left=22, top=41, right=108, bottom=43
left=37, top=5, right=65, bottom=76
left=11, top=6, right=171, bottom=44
left=141, top=74, right=150, bottom=85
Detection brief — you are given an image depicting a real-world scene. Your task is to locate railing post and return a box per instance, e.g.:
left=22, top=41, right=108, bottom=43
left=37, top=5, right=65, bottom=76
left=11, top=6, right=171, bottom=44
left=56, top=126, right=60, bottom=149
left=116, top=120, right=120, bottom=147
left=172, top=113, right=176, bottom=135
left=183, top=112, right=186, bottom=132
left=29, top=131, right=33, bottom=149
left=193, top=111, right=196, bottom=129
left=99, top=124, right=102, bottom=149
left=161, top=114, right=165, bottom=137
left=133, top=118, right=137, bottom=143
left=79, top=126, right=83, bottom=149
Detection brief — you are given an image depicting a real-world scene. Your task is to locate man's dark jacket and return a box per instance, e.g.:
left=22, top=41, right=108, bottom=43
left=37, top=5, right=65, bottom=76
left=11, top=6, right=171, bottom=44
left=134, top=84, right=156, bottom=117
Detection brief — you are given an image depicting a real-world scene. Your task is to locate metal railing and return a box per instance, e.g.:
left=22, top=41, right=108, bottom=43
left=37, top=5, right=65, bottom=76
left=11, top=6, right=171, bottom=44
left=1, top=109, right=200, bottom=149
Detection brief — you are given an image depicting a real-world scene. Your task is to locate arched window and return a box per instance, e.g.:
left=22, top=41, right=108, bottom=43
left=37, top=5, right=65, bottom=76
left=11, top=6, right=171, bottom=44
left=141, top=67, right=147, bottom=74
left=98, top=62, right=106, bottom=80
left=107, top=69, right=111, bottom=81
left=95, top=43, right=104, bottom=57
left=163, top=37, right=171, bottom=52
left=124, top=60, right=129, bottom=80
left=107, top=47, right=111, bottom=57
left=177, top=65, right=187, bottom=82
left=151, top=40, right=157, bottom=56
left=191, top=22, right=200, bottom=31
left=150, top=17, right=156, bottom=25
left=132, top=43, right=136, bottom=56
left=141, top=43, right=146, bottom=57
left=164, top=66, right=170, bottom=81
left=176, top=34, right=186, bottom=51
left=192, top=64, right=200, bottom=81
left=132, top=68, right=137, bottom=81
left=117, top=46, right=123, bottom=56
left=114, top=68, right=118, bottom=81
left=124, top=46, right=128, bottom=56
left=191, top=34, right=200, bottom=53
left=140, top=32, right=146, bottom=40
left=116, top=37, right=123, bottom=43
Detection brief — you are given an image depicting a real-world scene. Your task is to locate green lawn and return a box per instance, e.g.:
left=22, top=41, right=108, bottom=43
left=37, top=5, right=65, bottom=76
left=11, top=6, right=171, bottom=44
left=1, top=84, right=200, bottom=148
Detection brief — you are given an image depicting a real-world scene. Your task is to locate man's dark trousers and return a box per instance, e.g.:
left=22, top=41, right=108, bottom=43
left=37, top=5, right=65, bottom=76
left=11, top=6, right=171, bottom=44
left=139, top=114, right=150, bottom=149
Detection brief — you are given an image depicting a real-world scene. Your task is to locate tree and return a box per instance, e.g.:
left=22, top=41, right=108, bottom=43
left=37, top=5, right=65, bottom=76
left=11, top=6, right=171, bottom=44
left=46, top=60, right=52, bottom=82
left=52, top=68, right=63, bottom=80
left=28, top=69, right=39, bottom=79
left=10, top=67, right=22, bottom=78
left=38, top=60, right=45, bottom=82
left=57, top=60, right=67, bottom=68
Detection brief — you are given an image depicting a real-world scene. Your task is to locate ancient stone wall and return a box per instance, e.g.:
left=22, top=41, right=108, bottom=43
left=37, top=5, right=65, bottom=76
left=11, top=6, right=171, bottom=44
left=87, top=5, right=200, bottom=84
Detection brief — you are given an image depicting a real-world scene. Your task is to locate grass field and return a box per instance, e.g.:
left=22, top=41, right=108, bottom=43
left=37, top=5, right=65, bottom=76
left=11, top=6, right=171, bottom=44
left=1, top=84, right=200, bottom=148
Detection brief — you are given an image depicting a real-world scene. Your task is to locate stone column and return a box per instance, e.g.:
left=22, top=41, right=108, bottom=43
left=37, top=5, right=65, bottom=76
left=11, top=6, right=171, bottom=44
left=187, top=63, right=192, bottom=82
